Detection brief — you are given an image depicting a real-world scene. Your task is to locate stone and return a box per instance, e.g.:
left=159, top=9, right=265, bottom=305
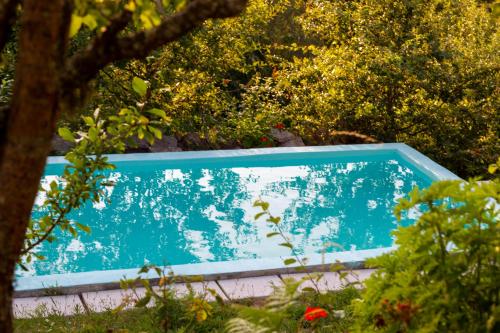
left=125, top=136, right=151, bottom=153
left=270, top=128, right=296, bottom=143
left=217, top=276, right=281, bottom=300
left=182, top=132, right=203, bottom=146
left=281, top=269, right=376, bottom=293
left=82, top=288, right=149, bottom=312
left=178, top=132, right=210, bottom=150
left=13, top=295, right=85, bottom=318
left=150, top=135, right=182, bottom=152
left=50, top=135, right=74, bottom=155
left=280, top=137, right=305, bottom=147
left=270, top=128, right=305, bottom=147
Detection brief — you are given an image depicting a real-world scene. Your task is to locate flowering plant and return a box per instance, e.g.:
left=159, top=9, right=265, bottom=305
left=304, top=306, right=328, bottom=321
left=274, top=122, right=286, bottom=130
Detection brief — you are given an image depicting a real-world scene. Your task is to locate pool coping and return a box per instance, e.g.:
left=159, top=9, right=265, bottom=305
left=45, top=143, right=460, bottom=182
left=15, top=143, right=461, bottom=297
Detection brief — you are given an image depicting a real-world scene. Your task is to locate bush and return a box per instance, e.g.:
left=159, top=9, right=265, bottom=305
left=351, top=174, right=499, bottom=332
left=78, top=0, right=499, bottom=177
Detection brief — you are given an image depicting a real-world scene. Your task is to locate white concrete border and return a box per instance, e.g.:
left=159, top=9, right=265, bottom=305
left=45, top=143, right=461, bottom=183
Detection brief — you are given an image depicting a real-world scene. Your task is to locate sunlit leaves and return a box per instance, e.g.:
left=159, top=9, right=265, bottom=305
left=69, top=0, right=189, bottom=40
left=132, top=76, right=148, bottom=97
left=353, top=177, right=500, bottom=332
left=69, top=15, right=84, bottom=38
left=58, top=127, right=75, bottom=142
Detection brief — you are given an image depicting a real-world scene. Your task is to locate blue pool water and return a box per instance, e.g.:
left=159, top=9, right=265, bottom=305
left=27, top=149, right=433, bottom=277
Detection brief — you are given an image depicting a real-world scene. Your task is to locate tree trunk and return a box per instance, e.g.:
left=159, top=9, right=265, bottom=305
left=0, top=0, right=69, bottom=331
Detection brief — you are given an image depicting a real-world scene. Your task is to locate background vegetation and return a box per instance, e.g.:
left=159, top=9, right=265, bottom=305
left=52, top=0, right=500, bottom=178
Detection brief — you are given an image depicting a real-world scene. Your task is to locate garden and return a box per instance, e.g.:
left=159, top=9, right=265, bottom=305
left=0, top=0, right=498, bottom=332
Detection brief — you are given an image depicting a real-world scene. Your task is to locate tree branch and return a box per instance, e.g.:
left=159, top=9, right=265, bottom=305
left=0, top=0, right=20, bottom=52
left=62, top=0, right=248, bottom=94
left=330, top=130, right=380, bottom=143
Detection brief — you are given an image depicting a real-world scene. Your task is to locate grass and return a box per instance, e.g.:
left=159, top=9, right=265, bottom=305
left=14, top=289, right=359, bottom=332
left=14, top=305, right=237, bottom=333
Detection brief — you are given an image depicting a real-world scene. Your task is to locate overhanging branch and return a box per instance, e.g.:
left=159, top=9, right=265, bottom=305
left=62, top=0, right=248, bottom=93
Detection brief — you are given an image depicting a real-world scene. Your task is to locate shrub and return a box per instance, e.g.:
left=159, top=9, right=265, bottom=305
left=78, top=0, right=498, bottom=177
left=351, top=172, right=499, bottom=332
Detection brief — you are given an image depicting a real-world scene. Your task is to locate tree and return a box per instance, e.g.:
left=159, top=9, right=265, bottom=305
left=0, top=0, right=248, bottom=331
left=83, top=0, right=498, bottom=176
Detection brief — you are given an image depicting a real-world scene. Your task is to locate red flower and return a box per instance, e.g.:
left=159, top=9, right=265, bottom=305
left=304, top=306, right=328, bottom=321
left=260, top=136, right=269, bottom=142
left=395, top=301, right=416, bottom=325
left=274, top=123, right=285, bottom=130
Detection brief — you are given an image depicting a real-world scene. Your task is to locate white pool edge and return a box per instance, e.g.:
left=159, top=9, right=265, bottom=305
left=16, top=143, right=461, bottom=293
left=15, top=247, right=393, bottom=292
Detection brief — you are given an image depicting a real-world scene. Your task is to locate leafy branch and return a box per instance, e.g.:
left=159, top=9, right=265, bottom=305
left=253, top=199, right=322, bottom=293
left=61, top=0, right=249, bottom=100
left=21, top=88, right=171, bottom=266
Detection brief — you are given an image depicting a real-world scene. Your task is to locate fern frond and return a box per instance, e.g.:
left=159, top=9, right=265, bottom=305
left=265, top=278, right=301, bottom=311
left=226, top=318, right=270, bottom=333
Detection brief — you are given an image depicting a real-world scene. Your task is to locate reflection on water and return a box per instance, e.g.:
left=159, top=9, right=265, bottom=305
left=27, top=153, right=431, bottom=276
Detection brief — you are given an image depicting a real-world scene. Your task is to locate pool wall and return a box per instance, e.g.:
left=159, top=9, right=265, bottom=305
left=15, top=143, right=460, bottom=295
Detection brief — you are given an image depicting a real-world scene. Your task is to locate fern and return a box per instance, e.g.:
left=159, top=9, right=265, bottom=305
left=265, top=278, right=301, bottom=311
left=226, top=318, right=270, bottom=333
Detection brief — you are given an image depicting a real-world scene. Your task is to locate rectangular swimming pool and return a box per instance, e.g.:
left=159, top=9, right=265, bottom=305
left=17, top=143, right=459, bottom=291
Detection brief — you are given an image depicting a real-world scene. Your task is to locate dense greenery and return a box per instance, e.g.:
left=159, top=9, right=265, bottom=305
left=70, top=0, right=500, bottom=177
left=352, top=176, right=499, bottom=332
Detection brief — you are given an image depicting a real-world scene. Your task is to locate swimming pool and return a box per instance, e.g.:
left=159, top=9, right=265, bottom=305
left=17, top=144, right=459, bottom=291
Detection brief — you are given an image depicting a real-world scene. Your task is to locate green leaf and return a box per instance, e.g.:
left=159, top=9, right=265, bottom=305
left=82, top=14, right=98, bottom=30
left=279, top=242, right=293, bottom=249
left=132, top=77, right=148, bottom=97
left=76, top=223, right=91, bottom=234
left=255, top=212, right=266, bottom=220
left=267, top=216, right=281, bottom=224
left=83, top=116, right=95, bottom=126
left=253, top=200, right=269, bottom=210
left=58, top=127, right=75, bottom=142
left=69, top=15, right=83, bottom=38
left=137, top=127, right=145, bottom=139
left=112, top=303, right=126, bottom=314
left=266, top=232, right=280, bottom=238
left=284, top=258, right=297, bottom=265
left=138, top=265, right=150, bottom=274
left=34, top=253, right=46, bottom=261
left=140, top=279, right=150, bottom=288
left=88, top=127, right=98, bottom=141
left=148, top=126, right=163, bottom=140
left=68, top=226, right=77, bottom=237
left=119, top=279, right=129, bottom=290
left=488, top=164, right=497, bottom=174
left=50, top=181, right=58, bottom=191
left=146, top=108, right=166, bottom=118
